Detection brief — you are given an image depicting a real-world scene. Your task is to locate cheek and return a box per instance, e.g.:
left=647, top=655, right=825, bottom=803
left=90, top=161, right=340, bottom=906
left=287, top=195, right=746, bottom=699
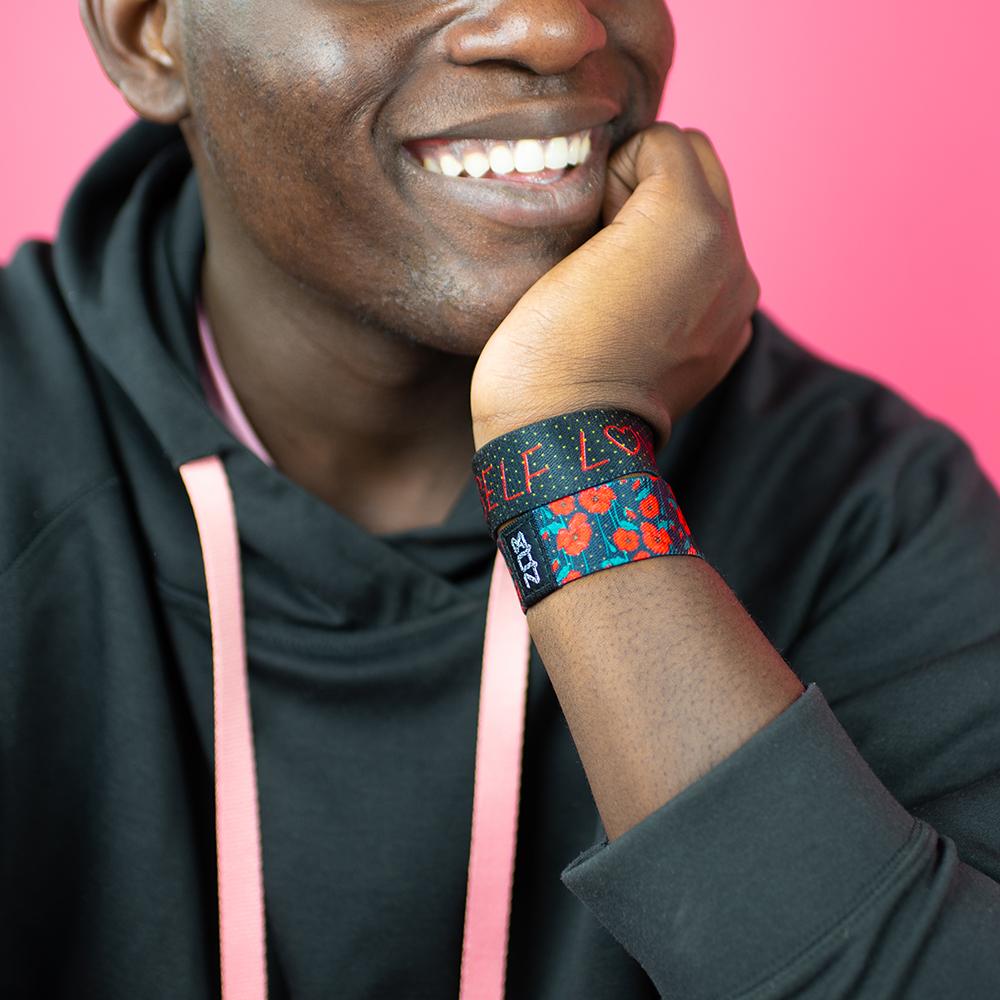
left=613, top=0, right=675, bottom=96
left=185, top=9, right=380, bottom=206
left=187, top=54, right=376, bottom=272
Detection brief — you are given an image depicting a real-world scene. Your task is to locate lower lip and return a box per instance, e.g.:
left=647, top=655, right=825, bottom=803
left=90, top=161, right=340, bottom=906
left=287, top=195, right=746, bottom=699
left=398, top=131, right=609, bottom=230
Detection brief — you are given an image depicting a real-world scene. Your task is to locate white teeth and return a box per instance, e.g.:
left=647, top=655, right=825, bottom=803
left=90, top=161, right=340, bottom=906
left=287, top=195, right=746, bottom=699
left=488, top=144, right=515, bottom=175
left=461, top=148, right=491, bottom=178
left=513, top=139, right=546, bottom=173
left=544, top=136, right=570, bottom=170
left=438, top=152, right=464, bottom=177
left=412, top=129, right=592, bottom=178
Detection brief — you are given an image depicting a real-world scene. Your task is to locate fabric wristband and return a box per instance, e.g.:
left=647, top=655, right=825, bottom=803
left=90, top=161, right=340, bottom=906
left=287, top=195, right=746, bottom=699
left=471, top=408, right=661, bottom=539
left=496, top=473, right=705, bottom=612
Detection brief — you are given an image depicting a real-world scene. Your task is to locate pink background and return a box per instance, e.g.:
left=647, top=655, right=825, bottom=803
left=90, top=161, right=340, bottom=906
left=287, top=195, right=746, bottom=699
left=3, top=3, right=998, bottom=489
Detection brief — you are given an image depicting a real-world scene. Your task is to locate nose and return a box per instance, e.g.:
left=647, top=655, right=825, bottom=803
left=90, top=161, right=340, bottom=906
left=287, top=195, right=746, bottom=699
left=443, top=0, right=608, bottom=76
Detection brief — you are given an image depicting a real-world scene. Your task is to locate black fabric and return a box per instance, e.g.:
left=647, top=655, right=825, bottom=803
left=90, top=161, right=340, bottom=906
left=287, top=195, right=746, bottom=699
left=3, top=119, right=1000, bottom=999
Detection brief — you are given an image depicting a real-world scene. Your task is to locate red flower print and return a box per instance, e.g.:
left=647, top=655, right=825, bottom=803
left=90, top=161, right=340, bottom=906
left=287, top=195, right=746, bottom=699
left=625, top=509, right=637, bottom=520
left=638, top=494, right=660, bottom=519
left=631, top=479, right=642, bottom=491
left=612, top=527, right=640, bottom=552
left=562, top=570, right=582, bottom=582
left=641, top=521, right=673, bottom=554
left=557, top=512, right=592, bottom=556
left=551, top=560, right=560, bottom=572
left=579, top=484, right=615, bottom=514
left=632, top=550, right=651, bottom=561
left=675, top=503, right=694, bottom=536
left=548, top=496, right=575, bottom=516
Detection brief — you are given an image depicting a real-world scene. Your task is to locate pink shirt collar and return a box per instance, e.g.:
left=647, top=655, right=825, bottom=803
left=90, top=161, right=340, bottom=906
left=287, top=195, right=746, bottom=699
left=196, top=305, right=276, bottom=467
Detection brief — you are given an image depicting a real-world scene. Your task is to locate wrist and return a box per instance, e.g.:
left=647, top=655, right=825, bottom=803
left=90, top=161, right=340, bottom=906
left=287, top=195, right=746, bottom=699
left=472, top=402, right=572, bottom=452
left=470, top=376, right=672, bottom=450
left=471, top=392, right=671, bottom=453
left=469, top=407, right=696, bottom=614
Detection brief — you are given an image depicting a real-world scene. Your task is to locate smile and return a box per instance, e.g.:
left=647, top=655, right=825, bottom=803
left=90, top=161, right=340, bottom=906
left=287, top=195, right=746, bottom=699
left=399, top=125, right=610, bottom=229
left=403, top=129, right=593, bottom=184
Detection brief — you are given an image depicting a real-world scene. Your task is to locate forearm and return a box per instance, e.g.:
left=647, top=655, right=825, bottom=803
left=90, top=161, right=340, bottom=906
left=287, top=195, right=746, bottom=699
left=525, top=550, right=805, bottom=842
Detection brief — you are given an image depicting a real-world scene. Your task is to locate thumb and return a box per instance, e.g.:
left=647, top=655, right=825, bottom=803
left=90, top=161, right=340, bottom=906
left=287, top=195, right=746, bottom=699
left=601, top=127, right=650, bottom=226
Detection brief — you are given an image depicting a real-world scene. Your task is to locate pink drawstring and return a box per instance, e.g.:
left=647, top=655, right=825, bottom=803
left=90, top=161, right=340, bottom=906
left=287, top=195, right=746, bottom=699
left=180, top=457, right=269, bottom=1000
left=459, top=545, right=532, bottom=999
left=180, top=454, right=532, bottom=1000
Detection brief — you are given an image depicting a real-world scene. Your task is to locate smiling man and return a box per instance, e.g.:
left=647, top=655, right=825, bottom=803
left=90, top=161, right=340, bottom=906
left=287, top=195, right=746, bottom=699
left=2, top=1, right=1000, bottom=998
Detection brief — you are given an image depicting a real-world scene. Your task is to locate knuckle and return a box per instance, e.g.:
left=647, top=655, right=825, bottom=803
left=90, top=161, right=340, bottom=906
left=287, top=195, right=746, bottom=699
left=642, top=121, right=685, bottom=149
left=683, top=127, right=711, bottom=144
left=690, top=207, right=728, bottom=253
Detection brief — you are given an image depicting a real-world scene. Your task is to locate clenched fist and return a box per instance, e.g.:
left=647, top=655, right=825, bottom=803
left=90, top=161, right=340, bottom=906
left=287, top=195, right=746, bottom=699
left=470, top=122, right=760, bottom=450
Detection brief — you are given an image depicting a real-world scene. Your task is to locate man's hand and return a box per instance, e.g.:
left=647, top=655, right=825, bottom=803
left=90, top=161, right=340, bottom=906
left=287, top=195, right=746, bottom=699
left=468, top=124, right=802, bottom=847
left=470, top=122, right=760, bottom=449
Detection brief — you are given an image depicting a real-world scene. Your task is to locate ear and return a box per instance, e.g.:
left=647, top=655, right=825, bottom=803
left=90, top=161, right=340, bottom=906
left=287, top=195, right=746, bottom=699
left=80, top=0, right=188, bottom=123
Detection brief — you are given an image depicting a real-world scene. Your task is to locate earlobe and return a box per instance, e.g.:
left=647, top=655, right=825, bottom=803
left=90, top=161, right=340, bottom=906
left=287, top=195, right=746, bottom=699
left=79, top=0, right=189, bottom=124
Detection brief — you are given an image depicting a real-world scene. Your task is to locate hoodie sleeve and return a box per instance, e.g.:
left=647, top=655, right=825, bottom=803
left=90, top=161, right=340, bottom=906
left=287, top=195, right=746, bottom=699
left=558, top=415, right=1000, bottom=999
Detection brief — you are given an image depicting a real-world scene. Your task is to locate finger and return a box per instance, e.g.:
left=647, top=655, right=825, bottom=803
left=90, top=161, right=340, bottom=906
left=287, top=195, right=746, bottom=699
left=601, top=122, right=701, bottom=222
left=681, top=128, right=735, bottom=213
left=601, top=127, right=646, bottom=225
left=602, top=122, right=726, bottom=226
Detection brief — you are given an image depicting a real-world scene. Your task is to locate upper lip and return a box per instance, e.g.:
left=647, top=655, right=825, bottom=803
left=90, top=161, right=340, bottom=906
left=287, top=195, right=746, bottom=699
left=402, top=100, right=621, bottom=144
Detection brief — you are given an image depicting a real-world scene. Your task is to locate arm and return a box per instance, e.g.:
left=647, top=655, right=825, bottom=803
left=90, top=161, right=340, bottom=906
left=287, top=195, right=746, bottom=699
left=506, top=412, right=1000, bottom=999
left=523, top=545, right=804, bottom=844
left=469, top=122, right=1000, bottom=997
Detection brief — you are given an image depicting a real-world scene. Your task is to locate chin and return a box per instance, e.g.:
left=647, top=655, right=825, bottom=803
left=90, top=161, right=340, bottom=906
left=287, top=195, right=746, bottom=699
left=372, top=255, right=562, bottom=357
left=400, top=300, right=514, bottom=358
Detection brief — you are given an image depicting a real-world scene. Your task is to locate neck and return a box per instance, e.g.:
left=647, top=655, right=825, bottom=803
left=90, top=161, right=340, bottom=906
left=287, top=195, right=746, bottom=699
left=200, top=227, right=479, bottom=536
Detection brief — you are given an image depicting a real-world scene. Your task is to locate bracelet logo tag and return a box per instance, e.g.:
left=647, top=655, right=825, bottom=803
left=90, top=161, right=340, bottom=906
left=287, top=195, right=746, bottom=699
left=509, top=531, right=541, bottom=589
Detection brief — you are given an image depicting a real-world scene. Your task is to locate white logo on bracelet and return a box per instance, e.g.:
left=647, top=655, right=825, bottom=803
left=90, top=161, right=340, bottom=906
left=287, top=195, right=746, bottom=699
left=509, top=531, right=542, bottom=589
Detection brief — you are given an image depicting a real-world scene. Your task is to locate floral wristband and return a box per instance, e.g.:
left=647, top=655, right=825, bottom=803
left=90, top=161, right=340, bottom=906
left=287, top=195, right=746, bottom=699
left=495, top=473, right=705, bottom=612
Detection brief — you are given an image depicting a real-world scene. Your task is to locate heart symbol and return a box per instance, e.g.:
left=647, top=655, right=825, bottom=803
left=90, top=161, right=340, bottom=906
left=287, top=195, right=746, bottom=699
left=603, top=424, right=642, bottom=456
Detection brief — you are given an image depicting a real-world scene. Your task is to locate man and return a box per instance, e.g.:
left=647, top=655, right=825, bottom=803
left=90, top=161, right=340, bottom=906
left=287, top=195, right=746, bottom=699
left=2, top=1, right=999, bottom=997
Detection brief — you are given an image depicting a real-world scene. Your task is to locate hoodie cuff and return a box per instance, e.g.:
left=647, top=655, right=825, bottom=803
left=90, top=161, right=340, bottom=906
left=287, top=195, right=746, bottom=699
left=559, top=682, right=918, bottom=999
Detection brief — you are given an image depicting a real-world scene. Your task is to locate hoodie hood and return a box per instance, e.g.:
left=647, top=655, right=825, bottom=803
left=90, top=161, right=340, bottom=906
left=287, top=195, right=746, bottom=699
left=51, top=118, right=509, bottom=629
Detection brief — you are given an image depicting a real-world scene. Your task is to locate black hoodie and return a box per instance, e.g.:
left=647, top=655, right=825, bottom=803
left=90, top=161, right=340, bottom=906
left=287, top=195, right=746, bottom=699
left=3, top=120, right=1000, bottom=999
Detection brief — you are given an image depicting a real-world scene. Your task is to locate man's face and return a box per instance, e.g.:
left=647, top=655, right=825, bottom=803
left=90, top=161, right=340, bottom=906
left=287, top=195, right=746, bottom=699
left=179, top=0, right=675, bottom=354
